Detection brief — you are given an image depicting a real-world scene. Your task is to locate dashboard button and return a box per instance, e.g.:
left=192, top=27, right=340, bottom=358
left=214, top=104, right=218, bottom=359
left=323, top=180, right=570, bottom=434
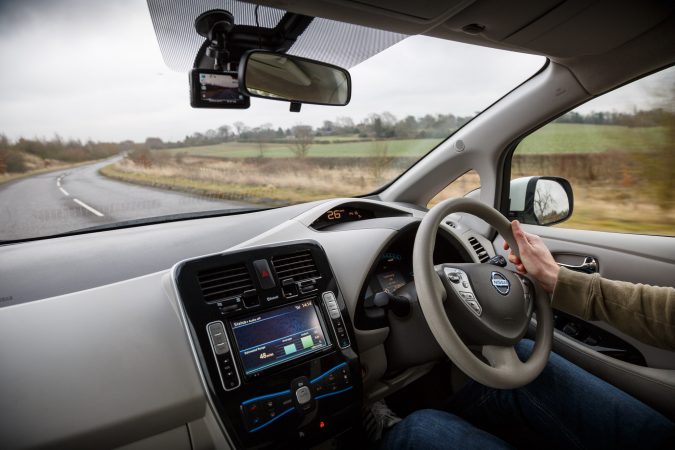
left=207, top=322, right=231, bottom=355
left=214, top=342, right=229, bottom=355
left=295, top=386, right=311, bottom=405
left=253, top=259, right=276, bottom=289
left=291, top=376, right=315, bottom=413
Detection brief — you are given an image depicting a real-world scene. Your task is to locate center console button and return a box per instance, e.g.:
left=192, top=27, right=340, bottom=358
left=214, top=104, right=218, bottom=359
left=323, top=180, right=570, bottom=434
left=253, top=259, right=276, bottom=289
left=207, top=322, right=230, bottom=355
left=291, top=376, right=315, bottom=413
left=295, top=386, right=311, bottom=405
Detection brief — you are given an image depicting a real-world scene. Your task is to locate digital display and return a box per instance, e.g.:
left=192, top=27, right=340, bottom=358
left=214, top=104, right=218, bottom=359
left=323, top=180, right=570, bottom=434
left=189, top=69, right=250, bottom=109
left=231, top=301, right=329, bottom=375
left=198, top=72, right=243, bottom=103
left=312, top=206, right=376, bottom=229
left=376, top=270, right=407, bottom=293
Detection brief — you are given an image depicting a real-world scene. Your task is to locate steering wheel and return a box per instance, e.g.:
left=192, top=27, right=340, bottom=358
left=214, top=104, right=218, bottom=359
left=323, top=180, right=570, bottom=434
left=413, top=198, right=553, bottom=389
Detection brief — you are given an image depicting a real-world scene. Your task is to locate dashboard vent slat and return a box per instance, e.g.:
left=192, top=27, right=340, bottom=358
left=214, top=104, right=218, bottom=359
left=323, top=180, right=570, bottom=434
left=271, top=250, right=320, bottom=283
left=197, top=263, right=253, bottom=303
left=468, top=236, right=490, bottom=263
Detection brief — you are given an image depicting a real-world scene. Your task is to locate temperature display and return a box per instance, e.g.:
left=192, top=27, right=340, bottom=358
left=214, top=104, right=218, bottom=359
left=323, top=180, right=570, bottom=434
left=313, top=207, right=375, bottom=229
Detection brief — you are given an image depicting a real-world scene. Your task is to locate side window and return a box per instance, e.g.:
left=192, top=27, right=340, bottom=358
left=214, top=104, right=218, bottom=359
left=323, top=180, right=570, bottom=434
left=511, top=66, right=675, bottom=236
left=428, top=170, right=481, bottom=208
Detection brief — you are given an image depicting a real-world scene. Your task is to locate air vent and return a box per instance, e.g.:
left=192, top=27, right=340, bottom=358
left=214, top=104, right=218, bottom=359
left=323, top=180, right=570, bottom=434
left=197, top=263, right=254, bottom=303
left=468, top=236, right=490, bottom=263
left=271, top=250, right=320, bottom=283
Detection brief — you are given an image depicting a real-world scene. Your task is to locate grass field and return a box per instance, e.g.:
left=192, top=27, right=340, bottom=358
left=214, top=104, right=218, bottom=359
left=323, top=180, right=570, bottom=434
left=517, top=123, right=668, bottom=154
left=0, top=155, right=99, bottom=185
left=168, top=124, right=668, bottom=159
left=102, top=123, right=673, bottom=235
left=170, top=138, right=442, bottom=159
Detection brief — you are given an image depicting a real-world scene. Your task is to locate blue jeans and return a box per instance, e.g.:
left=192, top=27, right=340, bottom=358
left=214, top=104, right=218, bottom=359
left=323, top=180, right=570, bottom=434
left=381, top=340, right=674, bottom=450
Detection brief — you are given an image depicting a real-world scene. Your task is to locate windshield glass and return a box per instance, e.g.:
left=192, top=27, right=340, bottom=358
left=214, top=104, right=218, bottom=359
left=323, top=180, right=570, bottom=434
left=0, top=0, right=544, bottom=242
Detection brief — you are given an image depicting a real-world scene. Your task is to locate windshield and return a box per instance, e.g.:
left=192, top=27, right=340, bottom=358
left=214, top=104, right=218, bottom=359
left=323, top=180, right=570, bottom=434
left=0, top=0, right=544, bottom=242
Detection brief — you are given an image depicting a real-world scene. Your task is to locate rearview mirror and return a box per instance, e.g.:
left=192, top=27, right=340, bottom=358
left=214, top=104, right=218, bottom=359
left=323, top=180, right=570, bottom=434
left=508, top=176, right=573, bottom=226
left=238, top=50, right=351, bottom=106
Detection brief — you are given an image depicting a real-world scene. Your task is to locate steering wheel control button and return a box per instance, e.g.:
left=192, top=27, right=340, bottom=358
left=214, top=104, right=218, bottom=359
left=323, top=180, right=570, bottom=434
left=459, top=292, right=474, bottom=300
left=446, top=272, right=461, bottom=283
left=295, top=386, right=311, bottom=405
left=443, top=267, right=484, bottom=317
left=490, top=271, right=511, bottom=295
left=488, top=255, right=507, bottom=267
left=253, top=259, right=276, bottom=290
left=466, top=300, right=482, bottom=314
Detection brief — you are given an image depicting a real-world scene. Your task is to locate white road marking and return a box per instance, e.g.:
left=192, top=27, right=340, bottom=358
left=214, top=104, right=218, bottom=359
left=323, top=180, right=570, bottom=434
left=73, top=198, right=104, bottom=217
left=59, top=187, right=70, bottom=196
left=56, top=178, right=61, bottom=187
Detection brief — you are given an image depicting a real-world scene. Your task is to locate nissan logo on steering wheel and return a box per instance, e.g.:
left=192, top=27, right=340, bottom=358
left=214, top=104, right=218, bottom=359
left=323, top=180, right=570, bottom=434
left=491, top=272, right=510, bottom=295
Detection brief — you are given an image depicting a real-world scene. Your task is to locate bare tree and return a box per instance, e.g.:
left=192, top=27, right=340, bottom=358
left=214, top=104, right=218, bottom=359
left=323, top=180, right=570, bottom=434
left=217, top=125, right=232, bottom=141
left=233, top=121, right=247, bottom=137
left=288, top=125, right=314, bottom=158
left=370, top=140, right=391, bottom=181
left=533, top=182, right=554, bottom=220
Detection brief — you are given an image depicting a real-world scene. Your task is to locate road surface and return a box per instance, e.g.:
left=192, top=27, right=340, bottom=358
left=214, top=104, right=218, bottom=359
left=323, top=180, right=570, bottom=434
left=0, top=158, right=253, bottom=241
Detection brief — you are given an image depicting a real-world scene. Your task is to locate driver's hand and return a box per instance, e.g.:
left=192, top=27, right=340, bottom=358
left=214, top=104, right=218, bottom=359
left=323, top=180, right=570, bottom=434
left=503, top=220, right=560, bottom=293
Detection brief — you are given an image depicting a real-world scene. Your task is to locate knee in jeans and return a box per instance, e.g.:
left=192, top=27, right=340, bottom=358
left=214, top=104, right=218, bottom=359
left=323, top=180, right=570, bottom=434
left=402, top=409, right=444, bottom=426
left=515, top=338, right=535, bottom=361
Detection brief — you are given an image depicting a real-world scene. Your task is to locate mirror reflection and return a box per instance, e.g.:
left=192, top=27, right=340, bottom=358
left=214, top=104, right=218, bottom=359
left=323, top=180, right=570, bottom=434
left=242, top=51, right=350, bottom=106
left=534, top=179, right=570, bottom=225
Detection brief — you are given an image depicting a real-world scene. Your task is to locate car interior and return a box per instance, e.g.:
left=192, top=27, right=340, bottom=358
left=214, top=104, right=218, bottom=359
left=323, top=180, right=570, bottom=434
left=1, top=0, right=674, bottom=449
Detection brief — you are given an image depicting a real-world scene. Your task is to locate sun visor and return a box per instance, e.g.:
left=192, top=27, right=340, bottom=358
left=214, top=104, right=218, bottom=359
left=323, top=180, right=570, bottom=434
left=146, top=0, right=407, bottom=72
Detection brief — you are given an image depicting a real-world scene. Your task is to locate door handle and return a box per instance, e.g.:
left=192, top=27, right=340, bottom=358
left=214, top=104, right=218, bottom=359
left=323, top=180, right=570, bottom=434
left=558, top=256, right=599, bottom=274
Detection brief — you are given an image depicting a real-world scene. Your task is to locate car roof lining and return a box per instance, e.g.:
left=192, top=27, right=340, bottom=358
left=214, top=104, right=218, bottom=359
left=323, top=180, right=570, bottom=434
left=249, top=0, right=675, bottom=95
left=147, top=0, right=407, bottom=71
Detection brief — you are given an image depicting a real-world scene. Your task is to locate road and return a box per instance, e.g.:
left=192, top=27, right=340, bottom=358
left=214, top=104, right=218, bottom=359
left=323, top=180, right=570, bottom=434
left=0, top=158, right=253, bottom=241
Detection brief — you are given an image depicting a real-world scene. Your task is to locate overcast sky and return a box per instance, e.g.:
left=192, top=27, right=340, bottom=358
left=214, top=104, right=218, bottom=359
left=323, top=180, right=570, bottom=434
left=0, top=0, right=668, bottom=142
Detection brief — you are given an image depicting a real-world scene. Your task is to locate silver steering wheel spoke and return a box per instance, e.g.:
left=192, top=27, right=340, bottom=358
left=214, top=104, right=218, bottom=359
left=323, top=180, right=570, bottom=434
left=482, top=345, right=522, bottom=370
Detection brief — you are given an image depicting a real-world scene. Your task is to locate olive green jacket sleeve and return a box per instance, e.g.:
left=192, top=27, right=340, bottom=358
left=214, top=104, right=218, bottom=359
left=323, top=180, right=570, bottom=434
left=551, top=267, right=675, bottom=350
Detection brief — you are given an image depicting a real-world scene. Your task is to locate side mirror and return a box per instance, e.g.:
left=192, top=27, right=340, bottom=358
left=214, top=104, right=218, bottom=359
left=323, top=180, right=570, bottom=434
left=238, top=50, right=351, bottom=106
left=508, top=176, right=573, bottom=226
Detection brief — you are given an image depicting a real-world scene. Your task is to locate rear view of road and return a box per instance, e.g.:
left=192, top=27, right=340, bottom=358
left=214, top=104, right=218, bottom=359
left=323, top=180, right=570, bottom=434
left=0, top=158, right=253, bottom=241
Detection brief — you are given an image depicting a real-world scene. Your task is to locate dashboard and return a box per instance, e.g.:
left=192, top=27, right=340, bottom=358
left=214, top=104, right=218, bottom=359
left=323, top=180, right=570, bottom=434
left=0, top=198, right=490, bottom=449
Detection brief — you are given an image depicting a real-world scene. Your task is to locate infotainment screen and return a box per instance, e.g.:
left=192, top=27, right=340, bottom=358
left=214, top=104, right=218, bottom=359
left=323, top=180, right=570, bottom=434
left=231, top=300, right=330, bottom=375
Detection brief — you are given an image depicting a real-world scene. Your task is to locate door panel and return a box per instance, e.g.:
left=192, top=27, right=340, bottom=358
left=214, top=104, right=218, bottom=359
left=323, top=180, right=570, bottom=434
left=494, top=226, right=675, bottom=419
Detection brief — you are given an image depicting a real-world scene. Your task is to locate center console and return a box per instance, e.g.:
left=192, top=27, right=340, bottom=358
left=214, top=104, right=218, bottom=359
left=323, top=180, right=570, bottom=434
left=173, top=240, right=361, bottom=449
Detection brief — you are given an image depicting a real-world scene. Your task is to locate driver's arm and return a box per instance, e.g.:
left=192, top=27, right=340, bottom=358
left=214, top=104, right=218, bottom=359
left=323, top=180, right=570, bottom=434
left=553, top=267, right=675, bottom=350
left=505, top=220, right=675, bottom=351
